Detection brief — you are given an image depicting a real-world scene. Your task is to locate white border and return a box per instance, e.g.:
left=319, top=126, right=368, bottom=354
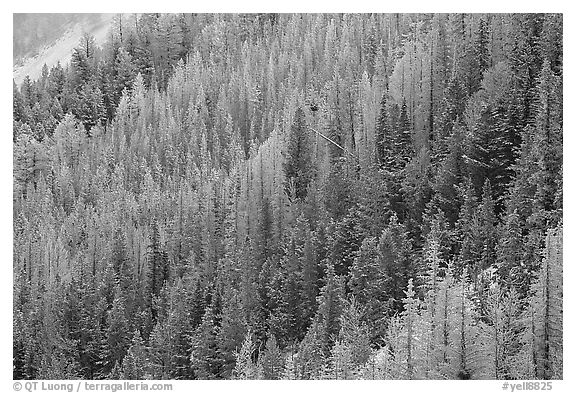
left=2, top=3, right=573, bottom=392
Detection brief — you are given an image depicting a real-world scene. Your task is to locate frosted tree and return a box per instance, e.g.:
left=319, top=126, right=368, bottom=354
left=515, top=226, right=562, bottom=379
left=233, top=330, right=257, bottom=379
left=484, top=285, right=524, bottom=379
left=447, top=270, right=492, bottom=379
left=258, top=334, right=284, bottom=379
left=386, top=279, right=428, bottom=379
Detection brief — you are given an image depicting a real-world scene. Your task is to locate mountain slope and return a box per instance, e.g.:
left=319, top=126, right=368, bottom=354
left=13, top=13, right=115, bottom=85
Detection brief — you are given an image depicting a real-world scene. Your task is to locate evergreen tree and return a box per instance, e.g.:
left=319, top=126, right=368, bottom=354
left=496, top=208, right=526, bottom=292
left=115, top=47, right=137, bottom=99
left=121, top=331, right=148, bottom=379
left=448, top=271, right=491, bottom=379
left=146, top=221, right=169, bottom=317
left=217, top=289, right=247, bottom=378
left=377, top=214, right=414, bottom=313
left=315, top=264, right=345, bottom=355
left=484, top=286, right=524, bottom=379
left=338, top=297, right=371, bottom=368
left=533, top=60, right=562, bottom=216
left=375, top=92, right=394, bottom=169
left=297, top=319, right=325, bottom=379
left=190, top=307, right=223, bottom=379
left=233, top=331, right=257, bottom=379
left=258, top=334, right=284, bottom=379
left=396, top=99, right=413, bottom=168
left=350, top=236, right=391, bottom=341
left=521, top=226, right=563, bottom=379
left=102, top=286, right=130, bottom=375
left=283, top=107, right=314, bottom=202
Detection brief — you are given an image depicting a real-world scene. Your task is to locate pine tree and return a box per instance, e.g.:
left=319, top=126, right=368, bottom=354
left=431, top=121, right=465, bottom=225
left=448, top=270, right=491, bottom=379
left=315, top=264, right=345, bottom=355
left=258, top=333, right=284, bottom=379
left=70, top=33, right=96, bottom=89
left=297, top=319, right=325, bottom=379
left=454, top=179, right=482, bottom=277
left=533, top=60, right=562, bottom=216
left=469, top=104, right=516, bottom=206
left=283, top=107, right=314, bottom=202
left=330, top=339, right=355, bottom=379
left=471, top=18, right=491, bottom=94
left=329, top=207, right=365, bottom=277
left=115, top=47, right=137, bottom=100
left=146, top=221, right=169, bottom=317
left=50, top=97, right=64, bottom=121
left=233, top=331, right=257, bottom=379
left=146, top=319, right=171, bottom=379
left=522, top=226, right=563, bottom=379
left=402, top=279, right=418, bottom=379
left=375, top=92, right=394, bottom=169
left=350, top=236, right=391, bottom=340
left=121, top=331, right=148, bottom=379
left=434, top=76, right=466, bottom=160
left=269, top=236, right=305, bottom=346
left=396, top=99, right=413, bottom=169
left=338, top=297, right=371, bottom=368
left=496, top=208, right=526, bottom=292
left=162, top=280, right=195, bottom=379
left=102, top=286, right=131, bottom=375
left=386, top=278, right=427, bottom=379
left=484, top=286, right=524, bottom=379
left=300, top=230, right=320, bottom=326
left=190, top=307, right=223, bottom=379
left=378, top=214, right=414, bottom=313
left=77, top=82, right=107, bottom=135
left=217, top=289, right=247, bottom=378
left=478, top=180, right=497, bottom=272
left=13, top=81, right=27, bottom=123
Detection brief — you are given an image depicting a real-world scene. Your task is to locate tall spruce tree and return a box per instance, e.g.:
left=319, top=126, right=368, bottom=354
left=283, top=107, right=314, bottom=202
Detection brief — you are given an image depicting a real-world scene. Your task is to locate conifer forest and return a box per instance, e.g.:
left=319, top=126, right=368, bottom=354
left=13, top=13, right=563, bottom=380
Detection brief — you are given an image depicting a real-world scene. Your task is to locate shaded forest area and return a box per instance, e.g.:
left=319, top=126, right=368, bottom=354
left=13, top=13, right=562, bottom=380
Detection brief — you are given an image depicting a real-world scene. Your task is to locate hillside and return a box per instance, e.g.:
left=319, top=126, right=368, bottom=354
left=13, top=13, right=115, bottom=85
left=12, top=13, right=563, bottom=381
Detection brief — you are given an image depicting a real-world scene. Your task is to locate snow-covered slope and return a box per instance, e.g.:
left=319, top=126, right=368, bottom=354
left=13, top=14, right=115, bottom=85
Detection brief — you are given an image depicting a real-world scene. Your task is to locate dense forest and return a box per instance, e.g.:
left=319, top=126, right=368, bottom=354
left=13, top=13, right=562, bottom=380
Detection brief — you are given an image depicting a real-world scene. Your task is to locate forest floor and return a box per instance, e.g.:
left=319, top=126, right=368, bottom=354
left=13, top=14, right=115, bottom=85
